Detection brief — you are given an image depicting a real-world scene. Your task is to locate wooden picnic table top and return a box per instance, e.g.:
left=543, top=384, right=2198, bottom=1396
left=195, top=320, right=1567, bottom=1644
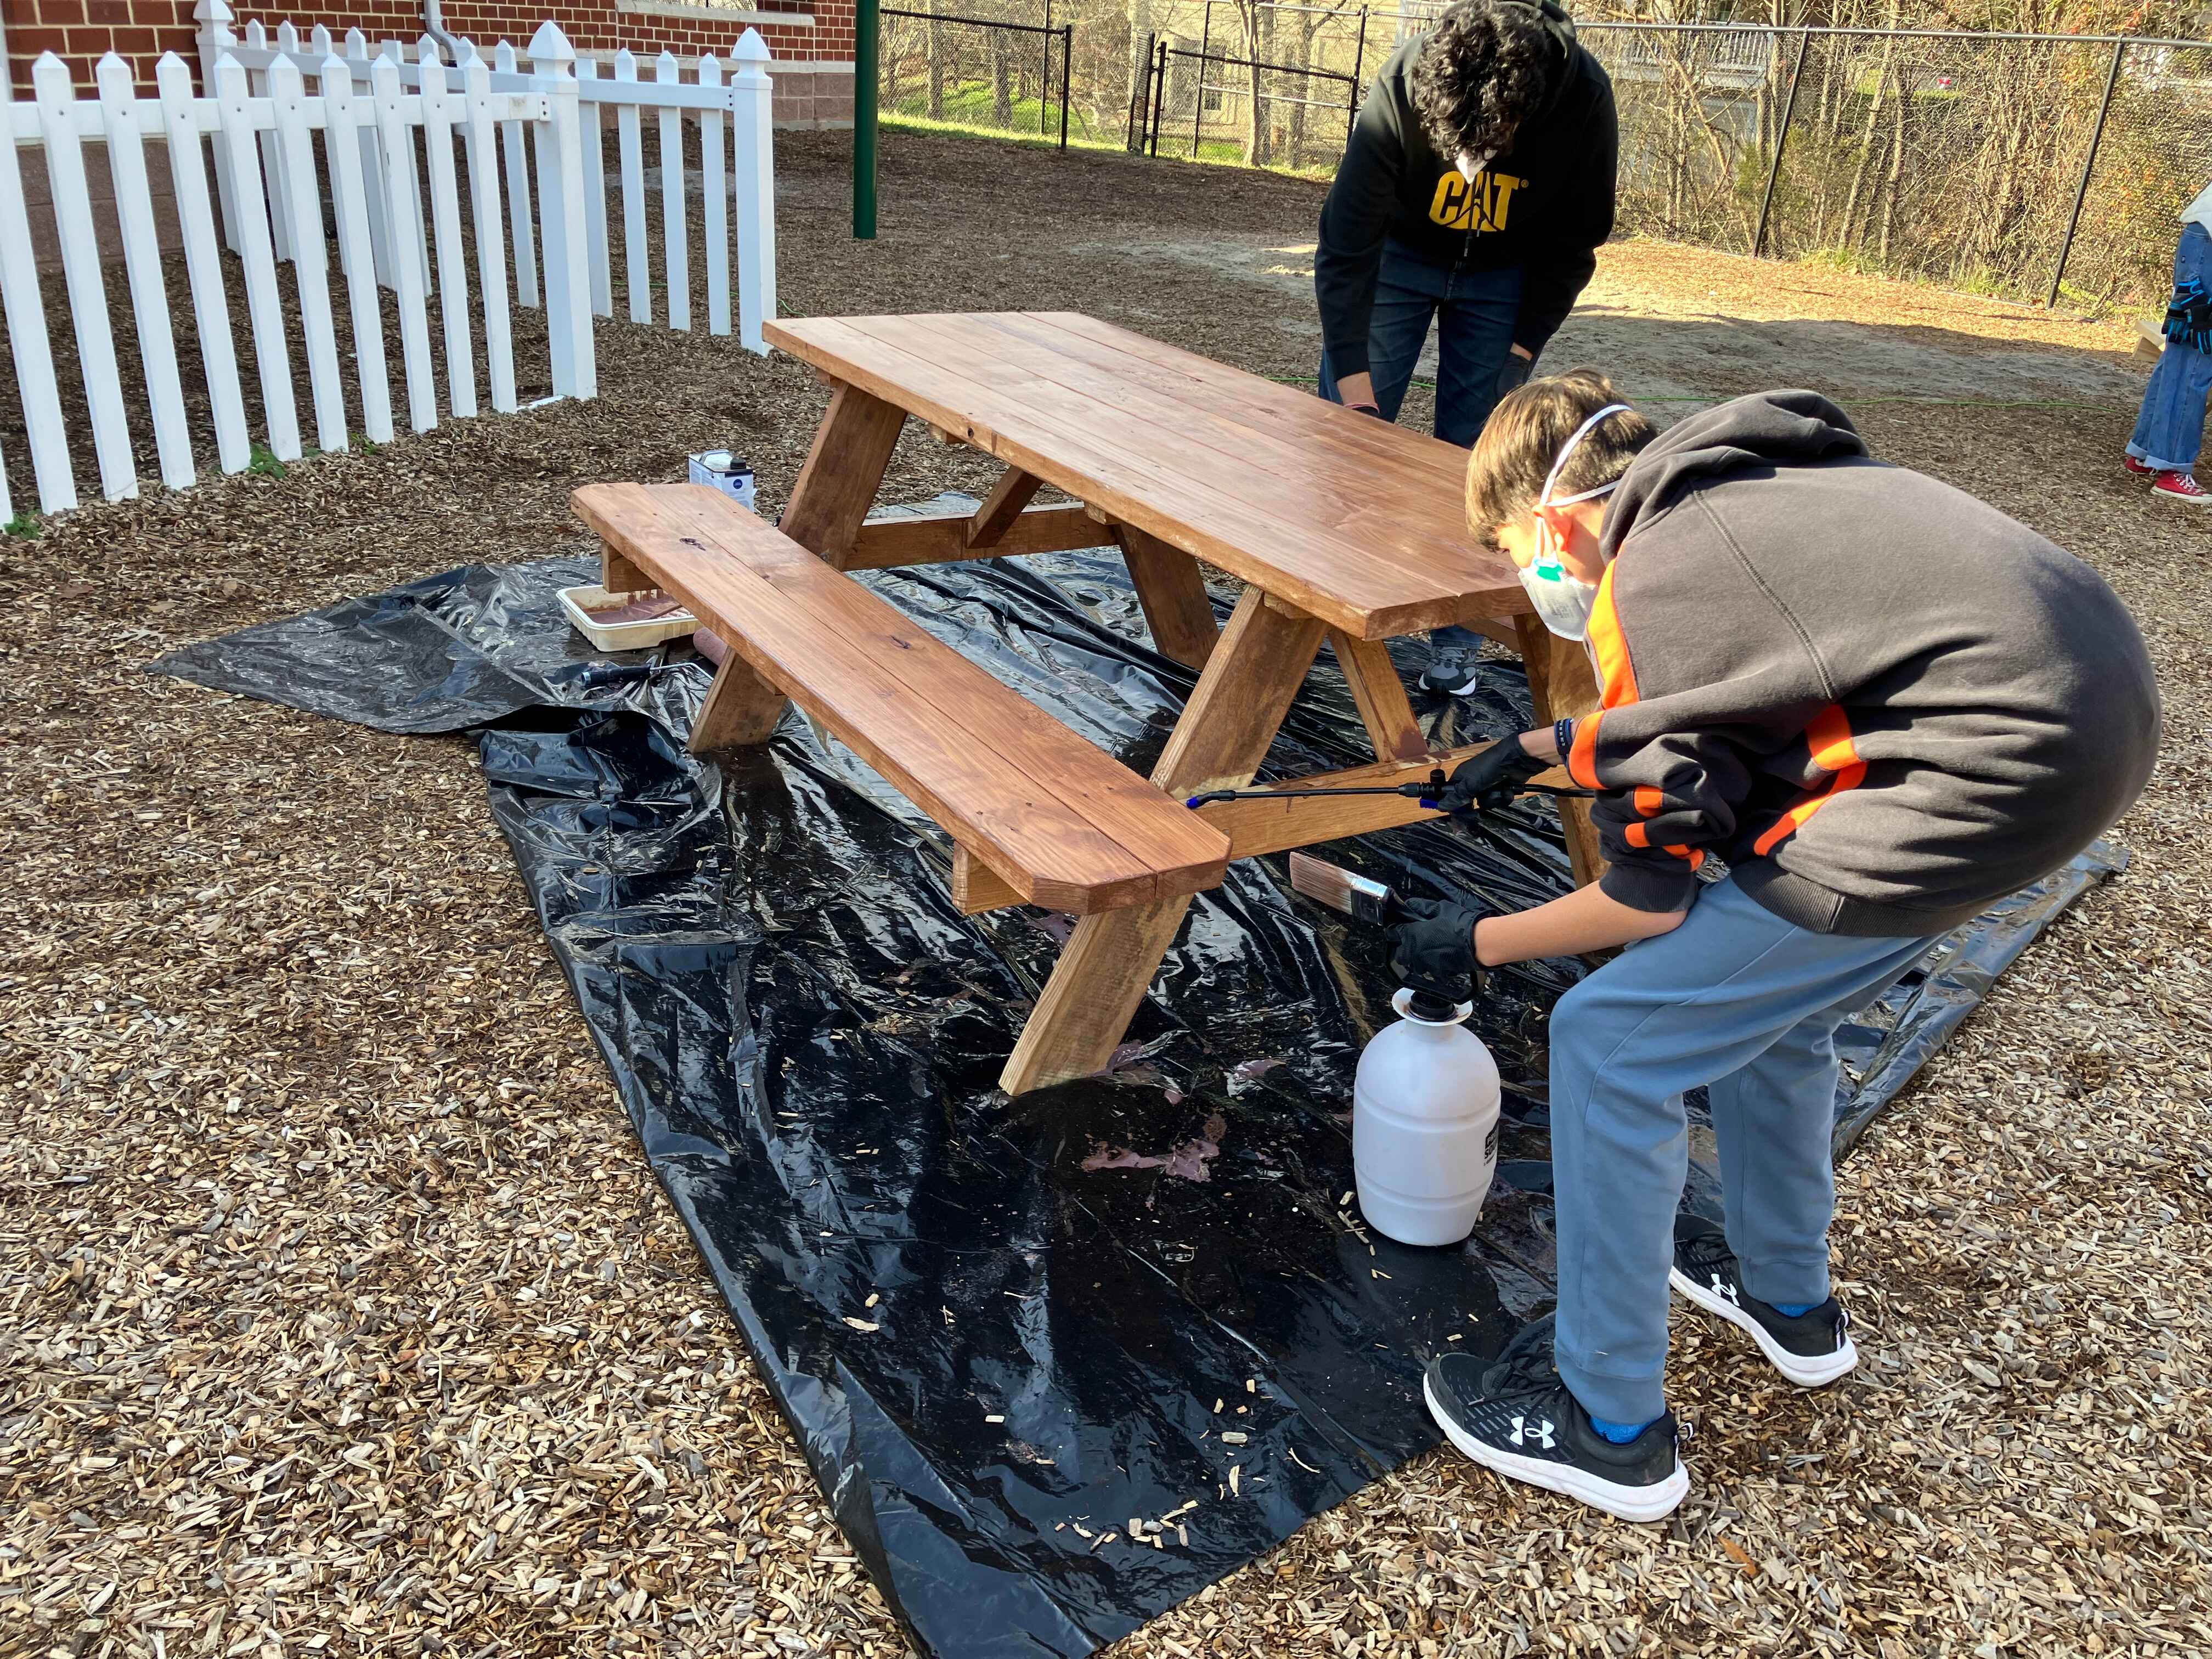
left=763, top=311, right=1530, bottom=641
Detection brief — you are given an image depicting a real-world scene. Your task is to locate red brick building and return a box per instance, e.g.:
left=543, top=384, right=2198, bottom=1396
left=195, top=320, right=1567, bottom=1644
left=0, top=0, right=857, bottom=126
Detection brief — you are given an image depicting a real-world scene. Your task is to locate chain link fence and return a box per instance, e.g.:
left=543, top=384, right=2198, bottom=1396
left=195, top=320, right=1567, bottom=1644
left=888, top=4, right=2212, bottom=309
left=882, top=8, right=1079, bottom=147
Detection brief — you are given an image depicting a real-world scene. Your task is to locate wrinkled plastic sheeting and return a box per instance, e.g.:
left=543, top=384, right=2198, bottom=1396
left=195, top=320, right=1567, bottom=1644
left=155, top=540, right=2122, bottom=1659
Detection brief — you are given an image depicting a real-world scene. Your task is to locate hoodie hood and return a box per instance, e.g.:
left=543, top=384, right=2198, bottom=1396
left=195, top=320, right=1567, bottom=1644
left=1599, top=391, right=1869, bottom=561
left=1528, top=1, right=1584, bottom=122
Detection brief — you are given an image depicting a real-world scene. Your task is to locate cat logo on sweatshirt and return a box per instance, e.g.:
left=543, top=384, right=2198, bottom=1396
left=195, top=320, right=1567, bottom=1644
left=1429, top=169, right=1528, bottom=233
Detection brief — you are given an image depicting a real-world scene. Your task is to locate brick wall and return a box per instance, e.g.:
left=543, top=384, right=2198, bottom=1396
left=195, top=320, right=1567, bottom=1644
left=3, top=0, right=854, bottom=119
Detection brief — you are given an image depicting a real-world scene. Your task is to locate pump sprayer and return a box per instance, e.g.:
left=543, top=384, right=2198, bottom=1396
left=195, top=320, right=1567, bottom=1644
left=1286, top=854, right=1503, bottom=1246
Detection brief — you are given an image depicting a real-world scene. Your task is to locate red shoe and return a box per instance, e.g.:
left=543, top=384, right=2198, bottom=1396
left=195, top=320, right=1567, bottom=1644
left=2124, top=454, right=2157, bottom=477
left=2152, top=470, right=2212, bottom=504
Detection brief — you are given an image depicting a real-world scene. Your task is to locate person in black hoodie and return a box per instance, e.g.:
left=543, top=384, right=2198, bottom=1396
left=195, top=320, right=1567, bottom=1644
left=1316, top=0, right=1616, bottom=694
left=1392, top=372, right=2158, bottom=1522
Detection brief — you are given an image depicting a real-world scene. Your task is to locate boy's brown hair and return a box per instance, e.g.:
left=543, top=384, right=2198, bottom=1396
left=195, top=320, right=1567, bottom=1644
left=1464, top=369, right=1657, bottom=544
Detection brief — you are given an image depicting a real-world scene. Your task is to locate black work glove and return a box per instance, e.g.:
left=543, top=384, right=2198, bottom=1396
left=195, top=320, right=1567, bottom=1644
left=1496, top=350, right=1535, bottom=400
left=1389, top=896, right=1487, bottom=1008
left=1435, top=737, right=1548, bottom=816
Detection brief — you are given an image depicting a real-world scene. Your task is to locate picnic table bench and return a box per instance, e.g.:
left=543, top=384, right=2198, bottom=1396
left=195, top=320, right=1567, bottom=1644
left=574, top=312, right=1599, bottom=1095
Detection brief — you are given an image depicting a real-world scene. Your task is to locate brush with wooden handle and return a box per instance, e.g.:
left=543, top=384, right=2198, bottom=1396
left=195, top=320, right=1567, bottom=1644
left=1286, top=851, right=1405, bottom=927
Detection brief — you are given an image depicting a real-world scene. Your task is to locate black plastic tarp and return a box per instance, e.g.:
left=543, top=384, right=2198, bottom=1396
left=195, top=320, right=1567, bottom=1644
left=156, top=528, right=2120, bottom=1658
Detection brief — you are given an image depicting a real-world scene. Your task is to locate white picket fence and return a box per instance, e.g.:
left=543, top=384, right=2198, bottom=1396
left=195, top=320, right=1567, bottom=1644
left=0, top=7, right=778, bottom=518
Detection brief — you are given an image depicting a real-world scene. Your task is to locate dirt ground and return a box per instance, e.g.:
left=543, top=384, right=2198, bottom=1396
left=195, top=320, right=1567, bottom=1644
left=4, top=128, right=2208, bottom=1659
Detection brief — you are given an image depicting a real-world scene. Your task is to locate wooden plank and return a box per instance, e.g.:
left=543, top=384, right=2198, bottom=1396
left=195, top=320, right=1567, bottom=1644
left=35, top=52, right=137, bottom=500
left=781, top=382, right=906, bottom=568
left=951, top=848, right=1024, bottom=914
left=688, top=647, right=788, bottom=753
left=1001, top=587, right=1328, bottom=1094
left=951, top=312, right=1531, bottom=623
left=318, top=54, right=394, bottom=445
left=966, top=465, right=1043, bottom=549
left=418, top=50, right=477, bottom=420
left=96, top=53, right=193, bottom=492
left=1329, top=628, right=1427, bottom=762
left=573, top=483, right=1229, bottom=914
left=614, top=50, right=648, bottom=324
left=158, top=54, right=249, bottom=477
left=0, top=87, right=73, bottom=510
left=698, top=53, right=729, bottom=336
left=461, top=55, right=518, bottom=415
left=847, top=501, right=1107, bottom=569
left=270, top=55, right=348, bottom=453
left=216, top=53, right=302, bottom=461
left=768, top=316, right=1487, bottom=639
left=371, top=55, right=437, bottom=433
left=1516, top=613, right=1608, bottom=887
left=656, top=51, right=690, bottom=332
left=495, top=41, right=539, bottom=308
left=1118, top=524, right=1219, bottom=670
left=576, top=54, right=612, bottom=315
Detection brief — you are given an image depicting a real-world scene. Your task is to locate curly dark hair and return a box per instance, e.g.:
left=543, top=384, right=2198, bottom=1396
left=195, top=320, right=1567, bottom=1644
left=1410, top=1, right=1564, bottom=163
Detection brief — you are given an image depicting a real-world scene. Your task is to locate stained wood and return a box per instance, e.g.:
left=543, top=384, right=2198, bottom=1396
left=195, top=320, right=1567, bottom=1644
left=847, top=501, right=1107, bottom=569
left=1190, top=744, right=1576, bottom=860
left=1001, top=589, right=1327, bottom=1093
left=966, top=465, right=1044, bottom=548
left=574, top=483, right=1229, bottom=915
left=1118, top=525, right=1220, bottom=670
left=765, top=313, right=1528, bottom=639
left=782, top=381, right=906, bottom=568
left=687, top=649, right=788, bottom=753
left=1516, top=613, right=1609, bottom=886
left=951, top=847, right=1024, bottom=914
left=1329, top=629, right=1428, bottom=761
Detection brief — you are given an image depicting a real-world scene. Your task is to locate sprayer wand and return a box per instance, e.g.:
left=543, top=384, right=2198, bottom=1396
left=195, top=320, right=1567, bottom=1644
left=1184, top=768, right=1596, bottom=810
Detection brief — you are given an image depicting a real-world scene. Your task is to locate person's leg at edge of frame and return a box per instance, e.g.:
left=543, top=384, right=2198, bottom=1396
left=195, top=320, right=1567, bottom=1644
left=1420, top=262, right=1526, bottom=695
left=1424, top=877, right=1931, bottom=1521
left=2128, top=223, right=2212, bottom=504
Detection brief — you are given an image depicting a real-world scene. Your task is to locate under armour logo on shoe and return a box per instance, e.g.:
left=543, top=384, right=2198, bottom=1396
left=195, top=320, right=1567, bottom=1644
left=1508, top=1415, right=1555, bottom=1450
left=1710, top=1274, right=1740, bottom=1306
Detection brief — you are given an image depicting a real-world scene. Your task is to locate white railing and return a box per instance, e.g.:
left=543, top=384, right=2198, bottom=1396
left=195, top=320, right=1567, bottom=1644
left=0, top=10, right=777, bottom=518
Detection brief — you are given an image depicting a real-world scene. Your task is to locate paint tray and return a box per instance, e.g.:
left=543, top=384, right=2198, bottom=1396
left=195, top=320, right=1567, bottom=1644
left=557, top=585, right=698, bottom=651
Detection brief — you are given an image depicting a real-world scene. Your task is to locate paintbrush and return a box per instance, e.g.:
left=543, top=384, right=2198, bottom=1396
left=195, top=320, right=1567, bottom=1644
left=1287, top=851, right=1403, bottom=927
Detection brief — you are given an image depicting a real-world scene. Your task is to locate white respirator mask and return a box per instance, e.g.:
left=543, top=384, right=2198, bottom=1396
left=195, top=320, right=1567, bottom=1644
left=1516, top=402, right=1630, bottom=641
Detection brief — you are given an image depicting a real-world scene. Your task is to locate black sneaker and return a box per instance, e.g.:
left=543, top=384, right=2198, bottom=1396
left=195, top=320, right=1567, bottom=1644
left=1669, top=1214, right=1857, bottom=1387
left=1424, top=1315, right=1689, bottom=1522
left=1418, top=644, right=1480, bottom=696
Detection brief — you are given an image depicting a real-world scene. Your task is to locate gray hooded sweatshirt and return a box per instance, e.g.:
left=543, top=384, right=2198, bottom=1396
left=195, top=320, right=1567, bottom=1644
left=1568, top=391, right=2159, bottom=936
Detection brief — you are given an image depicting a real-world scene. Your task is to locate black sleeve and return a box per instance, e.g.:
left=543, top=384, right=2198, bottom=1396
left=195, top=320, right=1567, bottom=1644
left=1314, top=88, right=1406, bottom=381
left=1513, top=91, right=1617, bottom=355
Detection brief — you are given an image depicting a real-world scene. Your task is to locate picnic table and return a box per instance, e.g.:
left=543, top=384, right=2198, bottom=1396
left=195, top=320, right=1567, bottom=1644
left=575, top=312, right=1601, bottom=1094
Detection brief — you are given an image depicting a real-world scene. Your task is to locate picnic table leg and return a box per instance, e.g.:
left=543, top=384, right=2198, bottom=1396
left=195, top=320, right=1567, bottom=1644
left=1116, top=524, right=1222, bottom=671
left=1328, top=629, right=1429, bottom=763
left=1001, top=589, right=1327, bottom=1094
left=781, top=379, right=906, bottom=569
left=1514, top=613, right=1609, bottom=887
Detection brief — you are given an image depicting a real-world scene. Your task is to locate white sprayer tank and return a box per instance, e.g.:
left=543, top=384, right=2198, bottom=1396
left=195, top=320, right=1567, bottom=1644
left=1353, top=988, right=1503, bottom=1246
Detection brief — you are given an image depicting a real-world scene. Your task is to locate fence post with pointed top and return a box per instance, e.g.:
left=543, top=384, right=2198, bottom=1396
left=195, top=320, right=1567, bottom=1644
left=530, top=21, right=594, bottom=398
left=732, top=29, right=776, bottom=353
left=194, top=0, right=244, bottom=251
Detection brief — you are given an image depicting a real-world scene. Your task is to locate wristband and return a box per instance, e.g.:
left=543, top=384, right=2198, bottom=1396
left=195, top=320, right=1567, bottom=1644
left=1553, top=718, right=1576, bottom=765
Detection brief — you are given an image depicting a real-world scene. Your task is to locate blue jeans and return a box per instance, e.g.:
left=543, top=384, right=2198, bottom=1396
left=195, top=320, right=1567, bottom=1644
left=1319, top=241, right=1524, bottom=652
left=2129, top=223, right=2212, bottom=474
left=1544, top=877, right=1933, bottom=1426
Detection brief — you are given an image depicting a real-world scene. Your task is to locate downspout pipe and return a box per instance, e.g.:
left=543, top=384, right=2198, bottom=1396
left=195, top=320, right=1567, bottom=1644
left=421, top=0, right=464, bottom=61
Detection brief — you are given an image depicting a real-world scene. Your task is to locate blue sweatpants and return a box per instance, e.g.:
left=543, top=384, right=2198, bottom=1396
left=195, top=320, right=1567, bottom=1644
left=2129, top=223, right=2212, bottom=475
left=1318, top=240, right=1523, bottom=654
left=1546, top=877, right=1934, bottom=1426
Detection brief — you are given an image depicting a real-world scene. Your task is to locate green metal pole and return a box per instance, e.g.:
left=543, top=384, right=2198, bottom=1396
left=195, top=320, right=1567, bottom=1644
left=854, top=0, right=879, bottom=239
